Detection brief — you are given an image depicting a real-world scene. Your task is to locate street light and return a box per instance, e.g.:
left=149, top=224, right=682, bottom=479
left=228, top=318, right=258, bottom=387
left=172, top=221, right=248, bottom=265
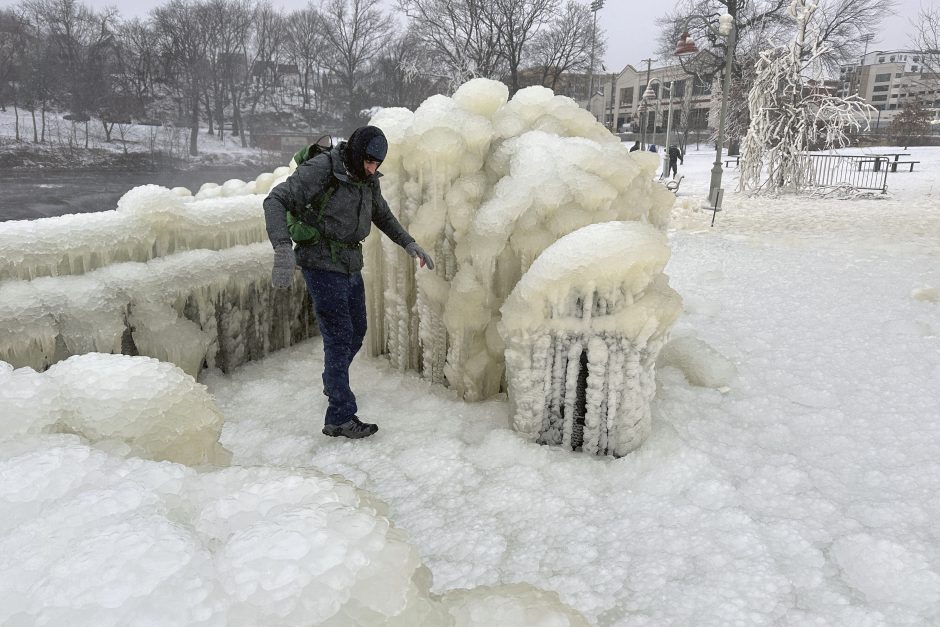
left=675, top=12, right=735, bottom=204
left=587, top=0, right=605, bottom=112
left=643, top=77, right=677, bottom=178
left=638, top=57, right=654, bottom=149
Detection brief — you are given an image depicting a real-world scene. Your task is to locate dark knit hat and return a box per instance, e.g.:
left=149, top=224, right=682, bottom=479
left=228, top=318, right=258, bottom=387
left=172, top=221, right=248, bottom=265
left=345, top=126, right=387, bottom=179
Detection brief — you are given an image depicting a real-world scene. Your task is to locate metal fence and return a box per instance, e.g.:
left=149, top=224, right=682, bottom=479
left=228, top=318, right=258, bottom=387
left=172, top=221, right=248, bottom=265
left=803, top=154, right=889, bottom=193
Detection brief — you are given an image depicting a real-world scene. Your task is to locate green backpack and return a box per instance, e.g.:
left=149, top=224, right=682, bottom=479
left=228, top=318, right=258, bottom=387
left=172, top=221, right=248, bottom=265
left=286, top=135, right=361, bottom=261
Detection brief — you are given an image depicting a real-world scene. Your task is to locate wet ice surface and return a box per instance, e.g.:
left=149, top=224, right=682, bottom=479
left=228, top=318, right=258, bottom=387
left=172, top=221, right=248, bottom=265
left=204, top=147, right=940, bottom=625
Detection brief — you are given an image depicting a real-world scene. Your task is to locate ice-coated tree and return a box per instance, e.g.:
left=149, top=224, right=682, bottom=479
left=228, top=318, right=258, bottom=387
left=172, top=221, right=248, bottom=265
left=737, top=0, right=873, bottom=193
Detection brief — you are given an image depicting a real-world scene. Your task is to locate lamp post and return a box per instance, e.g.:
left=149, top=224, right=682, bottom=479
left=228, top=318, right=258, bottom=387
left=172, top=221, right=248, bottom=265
left=638, top=57, right=654, bottom=149
left=587, top=0, right=605, bottom=112
left=675, top=13, right=735, bottom=204
left=642, top=77, right=677, bottom=177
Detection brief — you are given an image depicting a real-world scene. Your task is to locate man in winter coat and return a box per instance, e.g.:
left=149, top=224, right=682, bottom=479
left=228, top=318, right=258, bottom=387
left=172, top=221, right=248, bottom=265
left=263, top=125, right=434, bottom=439
left=629, top=140, right=640, bottom=152
left=667, top=144, right=683, bottom=177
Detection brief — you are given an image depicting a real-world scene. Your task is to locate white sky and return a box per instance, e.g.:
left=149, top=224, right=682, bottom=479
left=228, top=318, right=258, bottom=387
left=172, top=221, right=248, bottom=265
left=8, top=0, right=926, bottom=74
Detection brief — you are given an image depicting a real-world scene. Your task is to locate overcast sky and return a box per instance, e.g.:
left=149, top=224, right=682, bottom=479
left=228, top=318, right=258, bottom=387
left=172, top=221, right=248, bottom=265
left=10, top=0, right=925, bottom=74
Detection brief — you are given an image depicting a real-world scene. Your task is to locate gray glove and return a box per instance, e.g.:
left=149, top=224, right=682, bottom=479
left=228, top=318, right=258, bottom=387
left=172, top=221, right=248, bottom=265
left=272, top=243, right=297, bottom=289
left=405, top=241, right=434, bottom=270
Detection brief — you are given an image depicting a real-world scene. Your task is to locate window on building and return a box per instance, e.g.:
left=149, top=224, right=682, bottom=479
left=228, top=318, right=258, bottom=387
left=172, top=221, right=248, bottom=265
left=912, top=66, right=918, bottom=72
left=888, top=104, right=897, bottom=110
left=874, top=73, right=891, bottom=82
left=913, top=56, right=920, bottom=62
left=692, top=77, right=711, bottom=96
left=890, top=56, right=895, bottom=62
left=619, top=87, right=633, bottom=105
left=895, top=73, right=902, bottom=78
left=871, top=95, right=888, bottom=101
left=688, top=108, right=709, bottom=129
left=874, top=104, right=885, bottom=110
left=671, top=80, right=686, bottom=98
left=873, top=85, right=889, bottom=92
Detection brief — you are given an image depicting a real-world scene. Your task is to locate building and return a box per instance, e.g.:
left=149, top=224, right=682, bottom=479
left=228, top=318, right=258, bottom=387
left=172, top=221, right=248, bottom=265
left=588, top=63, right=714, bottom=144
left=839, top=50, right=940, bottom=127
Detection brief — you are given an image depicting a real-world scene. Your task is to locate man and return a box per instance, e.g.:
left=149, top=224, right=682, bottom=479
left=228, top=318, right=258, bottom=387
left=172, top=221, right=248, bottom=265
left=263, top=125, right=434, bottom=439
left=667, top=144, right=684, bottom=178
left=629, top=140, right=640, bottom=152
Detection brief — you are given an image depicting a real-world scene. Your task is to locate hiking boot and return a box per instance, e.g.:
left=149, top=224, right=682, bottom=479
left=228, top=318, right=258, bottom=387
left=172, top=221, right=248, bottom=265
left=322, top=416, right=378, bottom=439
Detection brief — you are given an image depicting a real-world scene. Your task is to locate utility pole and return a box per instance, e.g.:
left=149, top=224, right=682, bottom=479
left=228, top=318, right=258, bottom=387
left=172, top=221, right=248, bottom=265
left=587, top=0, right=605, bottom=115
left=856, top=33, right=875, bottom=96
left=639, top=58, right=654, bottom=149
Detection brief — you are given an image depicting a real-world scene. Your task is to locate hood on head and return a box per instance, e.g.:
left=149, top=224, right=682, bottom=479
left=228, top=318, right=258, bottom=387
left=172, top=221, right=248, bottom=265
left=344, top=125, right=387, bottom=180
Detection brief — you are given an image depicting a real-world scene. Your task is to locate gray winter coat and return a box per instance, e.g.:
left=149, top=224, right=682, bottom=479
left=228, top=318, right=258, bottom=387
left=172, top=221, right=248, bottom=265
left=263, top=143, right=414, bottom=274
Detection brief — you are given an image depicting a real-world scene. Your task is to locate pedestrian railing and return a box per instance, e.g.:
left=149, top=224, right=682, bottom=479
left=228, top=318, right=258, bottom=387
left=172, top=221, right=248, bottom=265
left=802, top=154, right=889, bottom=193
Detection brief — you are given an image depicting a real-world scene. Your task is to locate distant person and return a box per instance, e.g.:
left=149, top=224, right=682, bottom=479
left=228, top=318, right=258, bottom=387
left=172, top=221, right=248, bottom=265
left=263, top=125, right=434, bottom=439
left=667, top=144, right=684, bottom=177
left=629, top=140, right=640, bottom=152
left=648, top=143, right=658, bottom=153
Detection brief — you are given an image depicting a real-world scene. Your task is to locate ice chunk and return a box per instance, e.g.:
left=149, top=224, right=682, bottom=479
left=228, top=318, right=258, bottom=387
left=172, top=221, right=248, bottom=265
left=657, top=335, right=737, bottom=389
left=441, top=583, right=590, bottom=626
left=46, top=353, right=230, bottom=465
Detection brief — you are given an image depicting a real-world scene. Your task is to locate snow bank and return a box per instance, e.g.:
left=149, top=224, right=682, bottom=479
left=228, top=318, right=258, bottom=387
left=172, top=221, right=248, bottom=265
left=0, top=354, right=229, bottom=465
left=367, top=78, right=674, bottom=402
left=0, top=243, right=314, bottom=374
left=500, top=222, right=682, bottom=456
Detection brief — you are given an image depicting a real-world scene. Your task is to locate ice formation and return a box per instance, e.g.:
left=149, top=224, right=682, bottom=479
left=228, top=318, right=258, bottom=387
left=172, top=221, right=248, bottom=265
left=498, top=222, right=681, bottom=456
left=0, top=177, right=275, bottom=282
left=1, top=354, right=230, bottom=465
left=0, top=244, right=314, bottom=374
left=364, top=79, right=674, bottom=403
left=657, top=334, right=737, bottom=389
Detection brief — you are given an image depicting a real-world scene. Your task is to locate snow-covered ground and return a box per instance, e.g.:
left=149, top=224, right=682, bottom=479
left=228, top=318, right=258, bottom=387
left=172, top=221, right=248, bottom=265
left=0, top=109, right=272, bottom=168
left=200, top=146, right=940, bottom=623
left=2, top=142, right=939, bottom=625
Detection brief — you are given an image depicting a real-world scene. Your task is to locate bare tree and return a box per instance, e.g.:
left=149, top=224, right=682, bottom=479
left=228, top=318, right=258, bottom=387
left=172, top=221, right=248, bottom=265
left=244, top=2, right=286, bottom=137
left=486, top=0, right=558, bottom=94
left=115, top=19, right=160, bottom=113
left=526, top=0, right=597, bottom=91
left=203, top=0, right=254, bottom=144
left=153, top=0, right=211, bottom=156
left=372, top=29, right=444, bottom=108
left=911, top=5, right=940, bottom=75
left=396, top=0, right=504, bottom=89
left=320, top=0, right=393, bottom=126
left=284, top=6, right=328, bottom=112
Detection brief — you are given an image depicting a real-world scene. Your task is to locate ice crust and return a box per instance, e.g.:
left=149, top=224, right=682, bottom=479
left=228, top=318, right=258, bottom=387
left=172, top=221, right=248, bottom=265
left=0, top=433, right=587, bottom=625
left=365, top=78, right=674, bottom=405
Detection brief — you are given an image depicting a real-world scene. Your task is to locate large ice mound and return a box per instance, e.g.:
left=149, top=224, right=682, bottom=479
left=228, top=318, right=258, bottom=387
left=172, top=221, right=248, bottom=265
left=363, top=78, right=673, bottom=403
left=1, top=353, right=230, bottom=465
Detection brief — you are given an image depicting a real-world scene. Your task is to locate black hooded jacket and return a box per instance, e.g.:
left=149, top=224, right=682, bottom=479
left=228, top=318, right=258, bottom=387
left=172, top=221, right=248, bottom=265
left=263, top=133, right=414, bottom=274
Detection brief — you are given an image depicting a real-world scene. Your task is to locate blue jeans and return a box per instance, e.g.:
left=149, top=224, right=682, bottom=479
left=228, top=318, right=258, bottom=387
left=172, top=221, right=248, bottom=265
left=302, top=269, right=367, bottom=426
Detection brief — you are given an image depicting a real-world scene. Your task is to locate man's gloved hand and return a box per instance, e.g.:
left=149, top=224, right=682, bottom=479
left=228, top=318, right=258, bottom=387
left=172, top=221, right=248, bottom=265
left=405, top=242, right=434, bottom=270
left=272, top=243, right=297, bottom=289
